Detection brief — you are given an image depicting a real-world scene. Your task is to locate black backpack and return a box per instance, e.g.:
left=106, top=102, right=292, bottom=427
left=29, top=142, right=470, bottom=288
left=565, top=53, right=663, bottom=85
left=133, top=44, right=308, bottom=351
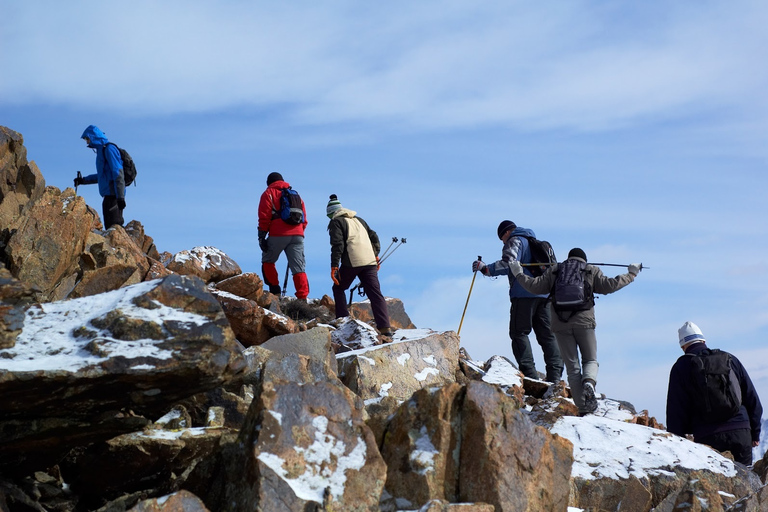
left=521, top=236, right=557, bottom=277
left=551, top=258, right=594, bottom=321
left=105, top=143, right=137, bottom=186
left=275, top=187, right=304, bottom=225
left=688, top=348, right=742, bottom=422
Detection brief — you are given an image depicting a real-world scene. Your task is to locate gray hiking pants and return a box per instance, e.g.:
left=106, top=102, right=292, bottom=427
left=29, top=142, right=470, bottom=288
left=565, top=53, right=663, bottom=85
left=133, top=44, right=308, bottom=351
left=554, top=326, right=598, bottom=413
left=261, top=235, right=306, bottom=273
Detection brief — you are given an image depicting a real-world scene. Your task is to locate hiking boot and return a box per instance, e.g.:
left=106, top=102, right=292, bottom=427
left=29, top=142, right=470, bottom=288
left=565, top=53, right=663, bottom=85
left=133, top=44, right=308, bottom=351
left=268, top=285, right=281, bottom=295
left=379, top=328, right=395, bottom=337
left=582, top=381, right=598, bottom=413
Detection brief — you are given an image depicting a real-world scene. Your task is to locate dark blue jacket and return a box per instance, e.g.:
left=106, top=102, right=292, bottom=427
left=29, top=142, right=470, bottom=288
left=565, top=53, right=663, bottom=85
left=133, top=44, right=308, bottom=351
left=81, top=125, right=125, bottom=199
left=486, top=227, right=547, bottom=299
left=666, top=342, right=762, bottom=442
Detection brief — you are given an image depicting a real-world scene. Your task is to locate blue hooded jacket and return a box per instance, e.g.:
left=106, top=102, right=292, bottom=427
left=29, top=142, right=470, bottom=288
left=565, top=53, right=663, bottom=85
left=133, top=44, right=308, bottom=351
left=81, top=125, right=125, bottom=199
left=487, top=227, right=548, bottom=299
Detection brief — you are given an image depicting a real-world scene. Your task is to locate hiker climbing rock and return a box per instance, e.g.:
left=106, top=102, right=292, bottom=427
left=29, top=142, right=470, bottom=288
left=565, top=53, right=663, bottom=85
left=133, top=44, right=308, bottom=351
left=472, top=220, right=563, bottom=383
left=509, top=248, right=640, bottom=415
left=666, top=321, right=762, bottom=465
left=75, top=125, right=127, bottom=229
left=326, top=194, right=393, bottom=339
left=257, top=172, right=309, bottom=299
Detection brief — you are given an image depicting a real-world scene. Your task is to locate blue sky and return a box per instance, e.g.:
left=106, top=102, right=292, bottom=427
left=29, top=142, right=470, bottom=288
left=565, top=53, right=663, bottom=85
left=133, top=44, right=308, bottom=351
left=2, top=1, right=768, bottom=421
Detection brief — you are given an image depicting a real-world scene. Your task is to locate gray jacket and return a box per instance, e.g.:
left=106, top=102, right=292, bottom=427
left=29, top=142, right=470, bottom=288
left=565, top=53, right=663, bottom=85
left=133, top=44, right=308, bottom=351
left=515, top=257, right=635, bottom=333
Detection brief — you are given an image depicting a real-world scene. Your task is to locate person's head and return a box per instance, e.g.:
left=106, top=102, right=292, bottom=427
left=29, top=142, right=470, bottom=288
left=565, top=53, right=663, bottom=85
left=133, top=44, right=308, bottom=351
left=678, top=321, right=706, bottom=351
left=568, top=248, right=587, bottom=262
left=81, top=125, right=106, bottom=148
left=266, top=172, right=283, bottom=185
left=497, top=220, right=517, bottom=242
left=326, top=194, right=342, bottom=218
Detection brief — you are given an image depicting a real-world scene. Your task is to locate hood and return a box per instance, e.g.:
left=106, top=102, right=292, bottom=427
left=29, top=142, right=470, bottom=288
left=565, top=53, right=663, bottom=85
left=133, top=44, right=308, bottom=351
left=267, top=180, right=291, bottom=190
left=511, top=226, right=536, bottom=238
left=331, top=207, right=357, bottom=219
left=81, top=125, right=109, bottom=148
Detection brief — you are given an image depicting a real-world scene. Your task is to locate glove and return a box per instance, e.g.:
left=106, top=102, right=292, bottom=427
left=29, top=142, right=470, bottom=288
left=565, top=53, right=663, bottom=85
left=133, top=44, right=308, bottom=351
left=628, top=263, right=642, bottom=276
left=472, top=260, right=486, bottom=274
left=258, top=230, right=269, bottom=252
left=509, top=260, right=523, bottom=277
left=331, top=267, right=340, bottom=285
left=376, top=256, right=380, bottom=271
left=117, top=198, right=126, bottom=210
left=74, top=176, right=84, bottom=187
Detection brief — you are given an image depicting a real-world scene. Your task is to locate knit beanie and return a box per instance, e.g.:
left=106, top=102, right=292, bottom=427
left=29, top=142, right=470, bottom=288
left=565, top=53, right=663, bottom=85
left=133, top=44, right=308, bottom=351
left=678, top=321, right=705, bottom=347
left=326, top=194, right=342, bottom=218
left=266, top=172, right=283, bottom=185
left=497, top=220, right=517, bottom=240
left=568, top=248, right=588, bottom=262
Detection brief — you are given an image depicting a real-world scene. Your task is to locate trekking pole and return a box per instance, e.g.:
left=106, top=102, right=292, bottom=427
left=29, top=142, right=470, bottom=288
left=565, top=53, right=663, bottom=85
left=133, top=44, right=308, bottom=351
left=458, top=256, right=481, bottom=336
left=379, top=238, right=406, bottom=266
left=379, top=237, right=399, bottom=261
left=591, top=263, right=649, bottom=270
left=281, top=262, right=290, bottom=297
left=75, top=171, right=82, bottom=196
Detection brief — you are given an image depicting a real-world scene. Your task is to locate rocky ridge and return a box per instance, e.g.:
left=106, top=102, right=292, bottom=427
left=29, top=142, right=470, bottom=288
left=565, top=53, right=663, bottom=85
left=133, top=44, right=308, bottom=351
left=1, top=125, right=768, bottom=511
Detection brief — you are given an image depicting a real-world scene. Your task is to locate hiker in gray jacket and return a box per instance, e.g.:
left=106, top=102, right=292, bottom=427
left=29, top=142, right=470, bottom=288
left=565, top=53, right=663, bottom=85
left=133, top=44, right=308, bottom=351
left=510, top=248, right=641, bottom=415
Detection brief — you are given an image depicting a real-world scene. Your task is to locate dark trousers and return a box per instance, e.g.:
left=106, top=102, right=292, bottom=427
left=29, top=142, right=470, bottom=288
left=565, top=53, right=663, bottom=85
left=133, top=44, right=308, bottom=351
left=102, top=195, right=124, bottom=229
left=332, top=265, right=390, bottom=331
left=697, top=428, right=753, bottom=465
left=509, top=297, right=563, bottom=381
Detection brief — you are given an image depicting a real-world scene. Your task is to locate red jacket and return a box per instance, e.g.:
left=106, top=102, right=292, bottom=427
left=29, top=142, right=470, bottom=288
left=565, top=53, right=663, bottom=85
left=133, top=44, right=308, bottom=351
left=257, top=180, right=308, bottom=236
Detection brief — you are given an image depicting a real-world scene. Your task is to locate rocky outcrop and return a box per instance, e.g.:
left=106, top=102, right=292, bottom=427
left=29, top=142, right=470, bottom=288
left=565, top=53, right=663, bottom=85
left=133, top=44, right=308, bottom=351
left=0, top=268, right=36, bottom=349
left=0, top=126, right=46, bottom=241
left=0, top=274, right=245, bottom=473
left=166, top=246, right=242, bottom=283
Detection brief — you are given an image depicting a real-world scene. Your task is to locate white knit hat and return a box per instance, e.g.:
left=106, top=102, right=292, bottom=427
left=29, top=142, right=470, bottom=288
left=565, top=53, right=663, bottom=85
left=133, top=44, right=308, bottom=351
left=326, top=194, right=342, bottom=218
left=678, top=321, right=705, bottom=347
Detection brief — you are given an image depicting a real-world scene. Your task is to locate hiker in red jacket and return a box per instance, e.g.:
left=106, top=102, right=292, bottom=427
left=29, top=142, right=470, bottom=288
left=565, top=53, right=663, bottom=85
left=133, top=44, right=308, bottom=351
left=257, top=172, right=309, bottom=299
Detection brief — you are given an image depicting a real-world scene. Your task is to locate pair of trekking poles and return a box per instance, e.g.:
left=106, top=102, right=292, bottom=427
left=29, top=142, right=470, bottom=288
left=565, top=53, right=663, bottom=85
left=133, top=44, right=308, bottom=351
left=347, top=237, right=406, bottom=306
left=457, top=257, right=649, bottom=335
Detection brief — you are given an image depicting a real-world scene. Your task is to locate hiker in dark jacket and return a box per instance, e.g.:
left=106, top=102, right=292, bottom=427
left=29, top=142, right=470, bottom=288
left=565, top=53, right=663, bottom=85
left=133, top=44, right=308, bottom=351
left=326, top=194, right=393, bottom=338
left=472, top=220, right=563, bottom=383
left=257, top=172, right=309, bottom=299
left=510, top=248, right=639, bottom=415
left=666, top=321, right=762, bottom=465
left=75, top=125, right=126, bottom=228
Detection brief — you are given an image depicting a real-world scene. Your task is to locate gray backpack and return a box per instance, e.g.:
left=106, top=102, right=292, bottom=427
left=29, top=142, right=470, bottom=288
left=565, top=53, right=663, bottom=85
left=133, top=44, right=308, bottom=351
left=551, top=259, right=594, bottom=322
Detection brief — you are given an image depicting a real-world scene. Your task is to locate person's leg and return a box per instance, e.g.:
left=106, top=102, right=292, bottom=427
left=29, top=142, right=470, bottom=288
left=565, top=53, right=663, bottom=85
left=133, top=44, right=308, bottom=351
left=509, top=298, right=537, bottom=379
left=531, top=299, right=563, bottom=382
left=284, top=236, right=309, bottom=299
left=357, top=265, right=391, bottom=332
left=696, top=429, right=753, bottom=465
left=102, top=195, right=124, bottom=228
left=332, top=266, right=359, bottom=318
left=555, top=328, right=585, bottom=411
left=261, top=236, right=289, bottom=295
left=573, top=327, right=599, bottom=413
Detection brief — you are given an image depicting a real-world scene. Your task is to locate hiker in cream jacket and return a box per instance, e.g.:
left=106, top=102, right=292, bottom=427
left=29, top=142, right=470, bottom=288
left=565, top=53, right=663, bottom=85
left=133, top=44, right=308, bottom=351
left=326, top=195, right=393, bottom=337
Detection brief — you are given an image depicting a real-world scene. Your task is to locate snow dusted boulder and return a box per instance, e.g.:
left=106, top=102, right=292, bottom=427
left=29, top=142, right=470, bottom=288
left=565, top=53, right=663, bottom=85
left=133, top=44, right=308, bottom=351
left=166, top=246, right=242, bottom=284
left=0, top=274, right=245, bottom=473
left=551, top=410, right=764, bottom=510
left=214, top=272, right=268, bottom=305
left=0, top=268, right=37, bottom=349
left=260, top=326, right=336, bottom=372
left=211, top=377, right=386, bottom=510
left=128, top=490, right=210, bottom=511
left=210, top=287, right=298, bottom=346
left=336, top=328, right=460, bottom=403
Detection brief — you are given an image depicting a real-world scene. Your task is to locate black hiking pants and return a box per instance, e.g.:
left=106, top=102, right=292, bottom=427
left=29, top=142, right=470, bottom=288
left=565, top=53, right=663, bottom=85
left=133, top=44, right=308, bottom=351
left=697, top=428, right=753, bottom=465
left=102, top=195, right=124, bottom=229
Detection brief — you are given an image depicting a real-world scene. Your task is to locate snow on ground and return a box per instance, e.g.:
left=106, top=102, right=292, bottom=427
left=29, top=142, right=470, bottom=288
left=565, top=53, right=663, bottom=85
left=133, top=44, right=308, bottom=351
left=552, top=414, right=737, bottom=480
left=0, top=279, right=209, bottom=372
left=172, top=246, right=227, bottom=269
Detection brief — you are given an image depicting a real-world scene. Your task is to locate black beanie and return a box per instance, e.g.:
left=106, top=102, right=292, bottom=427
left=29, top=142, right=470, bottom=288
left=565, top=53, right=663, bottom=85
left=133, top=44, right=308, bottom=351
left=497, top=220, right=517, bottom=240
left=568, top=248, right=587, bottom=262
left=266, top=172, right=283, bottom=185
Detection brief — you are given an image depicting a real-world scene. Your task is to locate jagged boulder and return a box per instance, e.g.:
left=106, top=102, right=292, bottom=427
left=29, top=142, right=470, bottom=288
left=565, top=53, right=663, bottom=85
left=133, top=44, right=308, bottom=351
left=0, top=274, right=245, bottom=473
left=166, top=246, right=241, bottom=283
left=349, top=297, right=417, bottom=329
left=0, top=268, right=37, bottom=349
left=128, top=490, right=211, bottom=511
left=3, top=186, right=98, bottom=302
left=0, top=126, right=46, bottom=236
left=209, top=287, right=298, bottom=346
left=125, top=220, right=162, bottom=261
left=214, top=272, right=266, bottom=304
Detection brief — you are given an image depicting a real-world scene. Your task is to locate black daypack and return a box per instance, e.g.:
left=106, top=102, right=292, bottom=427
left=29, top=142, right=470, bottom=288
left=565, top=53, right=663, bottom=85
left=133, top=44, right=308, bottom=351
left=688, top=348, right=742, bottom=422
left=275, top=186, right=304, bottom=225
left=105, top=143, right=137, bottom=186
left=551, top=258, right=594, bottom=321
left=521, top=236, right=557, bottom=277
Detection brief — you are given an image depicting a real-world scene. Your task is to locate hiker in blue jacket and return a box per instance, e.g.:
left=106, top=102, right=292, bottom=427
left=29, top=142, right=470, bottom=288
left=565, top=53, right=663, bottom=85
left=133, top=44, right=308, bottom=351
left=666, top=321, right=762, bottom=465
left=472, top=220, right=563, bottom=383
left=75, top=125, right=126, bottom=228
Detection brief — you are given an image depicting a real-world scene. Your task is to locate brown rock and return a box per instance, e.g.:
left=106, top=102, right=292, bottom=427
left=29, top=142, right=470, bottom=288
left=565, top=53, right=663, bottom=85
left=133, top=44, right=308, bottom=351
left=128, top=490, right=211, bottom=511
left=348, top=297, right=416, bottom=329
left=0, top=268, right=38, bottom=349
left=125, top=220, right=162, bottom=260
left=166, top=246, right=241, bottom=283
left=214, top=272, right=265, bottom=302
left=0, top=126, right=46, bottom=234
left=458, top=381, right=573, bottom=511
